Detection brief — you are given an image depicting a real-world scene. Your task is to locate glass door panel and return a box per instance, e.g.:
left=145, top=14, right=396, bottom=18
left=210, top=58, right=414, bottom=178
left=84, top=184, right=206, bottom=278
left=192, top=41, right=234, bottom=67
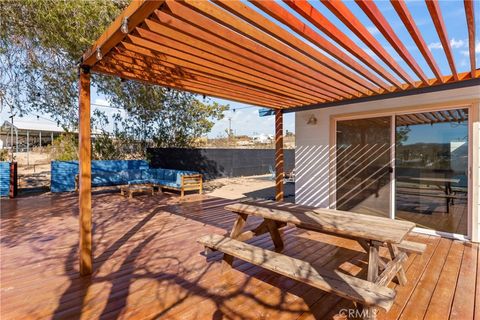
left=335, top=116, right=392, bottom=218
left=395, top=108, right=468, bottom=235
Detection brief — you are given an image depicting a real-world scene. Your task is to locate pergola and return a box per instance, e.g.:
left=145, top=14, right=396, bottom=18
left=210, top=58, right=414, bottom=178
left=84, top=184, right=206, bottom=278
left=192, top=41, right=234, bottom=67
left=78, top=0, right=479, bottom=275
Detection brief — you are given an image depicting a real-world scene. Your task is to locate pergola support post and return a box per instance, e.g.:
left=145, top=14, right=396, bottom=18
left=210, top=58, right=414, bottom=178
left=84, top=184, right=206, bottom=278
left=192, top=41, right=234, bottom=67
left=78, top=66, right=93, bottom=276
left=275, top=109, right=284, bottom=201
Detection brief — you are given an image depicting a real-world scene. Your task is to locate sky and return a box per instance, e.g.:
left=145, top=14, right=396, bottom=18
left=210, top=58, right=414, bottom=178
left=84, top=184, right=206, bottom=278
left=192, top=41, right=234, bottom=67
left=1, top=0, right=479, bottom=137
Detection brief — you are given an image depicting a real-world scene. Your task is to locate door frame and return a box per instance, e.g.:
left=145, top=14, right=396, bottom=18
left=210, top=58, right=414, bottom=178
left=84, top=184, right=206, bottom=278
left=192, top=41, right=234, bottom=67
left=329, top=100, right=478, bottom=241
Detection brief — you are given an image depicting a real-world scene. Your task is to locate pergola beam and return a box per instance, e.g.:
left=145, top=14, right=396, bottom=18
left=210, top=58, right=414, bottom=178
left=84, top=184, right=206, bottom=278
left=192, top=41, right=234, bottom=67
left=250, top=0, right=389, bottom=91
left=464, top=0, right=476, bottom=78
left=355, top=0, right=428, bottom=84
left=321, top=0, right=414, bottom=86
left=176, top=0, right=361, bottom=98
left=283, top=0, right=403, bottom=89
left=158, top=4, right=343, bottom=99
left=140, top=20, right=335, bottom=101
left=390, top=0, right=443, bottom=83
left=82, top=0, right=164, bottom=66
left=213, top=0, right=377, bottom=95
left=425, top=0, right=458, bottom=80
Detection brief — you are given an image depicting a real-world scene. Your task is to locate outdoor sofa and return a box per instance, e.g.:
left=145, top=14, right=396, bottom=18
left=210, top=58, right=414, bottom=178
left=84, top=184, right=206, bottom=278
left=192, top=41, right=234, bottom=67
left=74, top=168, right=202, bottom=198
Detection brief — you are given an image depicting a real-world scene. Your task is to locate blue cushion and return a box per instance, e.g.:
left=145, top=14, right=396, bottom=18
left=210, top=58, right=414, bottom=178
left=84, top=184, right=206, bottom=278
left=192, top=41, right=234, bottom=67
left=141, top=169, right=152, bottom=181
left=163, top=169, right=176, bottom=181
left=151, top=168, right=165, bottom=180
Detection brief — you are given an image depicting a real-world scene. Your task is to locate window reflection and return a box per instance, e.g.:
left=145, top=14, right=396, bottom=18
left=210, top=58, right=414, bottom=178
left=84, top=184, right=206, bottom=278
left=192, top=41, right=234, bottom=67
left=395, top=108, right=468, bottom=235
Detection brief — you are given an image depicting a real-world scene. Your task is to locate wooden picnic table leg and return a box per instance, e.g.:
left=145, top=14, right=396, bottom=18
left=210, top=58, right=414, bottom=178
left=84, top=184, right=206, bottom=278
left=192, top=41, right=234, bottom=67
left=387, top=243, right=407, bottom=286
left=223, top=213, right=248, bottom=267
left=266, top=219, right=284, bottom=252
left=365, top=241, right=380, bottom=320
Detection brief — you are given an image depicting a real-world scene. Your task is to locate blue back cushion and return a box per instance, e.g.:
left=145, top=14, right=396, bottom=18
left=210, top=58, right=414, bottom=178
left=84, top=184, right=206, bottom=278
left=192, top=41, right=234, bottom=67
left=164, top=169, right=176, bottom=181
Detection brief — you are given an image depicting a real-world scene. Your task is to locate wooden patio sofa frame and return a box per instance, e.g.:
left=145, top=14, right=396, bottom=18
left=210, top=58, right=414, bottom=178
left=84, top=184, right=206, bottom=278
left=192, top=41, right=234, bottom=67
left=199, top=200, right=426, bottom=319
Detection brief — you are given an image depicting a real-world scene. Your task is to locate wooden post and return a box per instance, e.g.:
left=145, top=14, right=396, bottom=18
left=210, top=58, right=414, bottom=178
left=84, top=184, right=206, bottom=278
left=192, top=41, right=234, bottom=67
left=26, top=131, right=29, bottom=166
left=275, top=109, right=284, bottom=201
left=78, top=66, right=92, bottom=276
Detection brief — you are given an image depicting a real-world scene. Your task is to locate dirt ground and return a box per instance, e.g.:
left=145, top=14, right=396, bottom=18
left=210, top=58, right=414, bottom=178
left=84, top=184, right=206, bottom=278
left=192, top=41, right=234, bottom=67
left=203, top=174, right=295, bottom=201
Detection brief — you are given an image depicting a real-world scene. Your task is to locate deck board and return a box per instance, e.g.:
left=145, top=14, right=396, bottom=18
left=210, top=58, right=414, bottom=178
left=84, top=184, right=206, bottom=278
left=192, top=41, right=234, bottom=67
left=0, top=192, right=477, bottom=319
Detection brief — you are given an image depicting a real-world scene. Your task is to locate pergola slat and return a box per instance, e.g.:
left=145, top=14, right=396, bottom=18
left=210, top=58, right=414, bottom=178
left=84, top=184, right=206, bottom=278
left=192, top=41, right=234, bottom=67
left=108, top=51, right=305, bottom=106
left=154, top=9, right=340, bottom=100
left=113, top=49, right=306, bottom=106
left=82, top=0, right=164, bottom=66
left=213, top=0, right=377, bottom=95
left=283, top=0, right=404, bottom=89
left=320, top=0, right=415, bottom=86
left=144, top=17, right=337, bottom=101
left=390, top=0, right=443, bottom=82
left=250, top=0, right=390, bottom=91
left=126, top=33, right=317, bottom=104
left=425, top=0, right=459, bottom=80
left=355, top=0, right=428, bottom=84
left=164, top=0, right=354, bottom=99
left=177, top=0, right=362, bottom=98
left=94, top=63, right=288, bottom=108
left=135, top=26, right=329, bottom=102
left=464, top=0, right=476, bottom=78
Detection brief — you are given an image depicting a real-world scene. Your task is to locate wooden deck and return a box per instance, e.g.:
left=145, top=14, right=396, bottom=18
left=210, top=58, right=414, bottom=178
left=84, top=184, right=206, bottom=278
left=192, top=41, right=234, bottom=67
left=1, top=191, right=479, bottom=319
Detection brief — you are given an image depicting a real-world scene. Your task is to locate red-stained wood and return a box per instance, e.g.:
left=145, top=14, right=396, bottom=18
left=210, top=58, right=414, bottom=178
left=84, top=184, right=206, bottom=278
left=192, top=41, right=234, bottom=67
left=320, top=0, right=414, bottom=86
left=94, top=62, right=286, bottom=108
left=125, top=34, right=316, bottom=104
left=78, top=67, right=92, bottom=276
left=82, top=0, right=164, bottom=66
left=425, top=0, right=459, bottom=80
left=141, top=20, right=333, bottom=102
left=153, top=9, right=339, bottom=100
left=283, top=0, right=403, bottom=89
left=391, top=0, right=443, bottom=82
left=0, top=193, right=478, bottom=319
left=275, top=109, right=284, bottom=201
left=250, top=0, right=389, bottom=91
left=355, top=0, right=428, bottom=84
left=464, top=0, right=476, bottom=78
left=213, top=0, right=376, bottom=95
left=110, top=50, right=303, bottom=105
left=178, top=0, right=360, bottom=98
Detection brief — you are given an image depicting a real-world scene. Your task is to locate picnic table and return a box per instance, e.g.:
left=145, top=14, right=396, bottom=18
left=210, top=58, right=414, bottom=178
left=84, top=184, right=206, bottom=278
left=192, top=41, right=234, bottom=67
left=397, top=176, right=462, bottom=213
left=198, top=199, right=425, bottom=319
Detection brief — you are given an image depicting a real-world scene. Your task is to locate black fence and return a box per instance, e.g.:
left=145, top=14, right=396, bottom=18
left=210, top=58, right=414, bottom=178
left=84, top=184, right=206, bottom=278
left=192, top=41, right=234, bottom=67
left=147, top=148, right=295, bottom=179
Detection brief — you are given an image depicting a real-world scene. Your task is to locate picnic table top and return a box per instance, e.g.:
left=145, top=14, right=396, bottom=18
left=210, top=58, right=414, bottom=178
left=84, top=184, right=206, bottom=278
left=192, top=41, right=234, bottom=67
left=397, top=176, right=460, bottom=184
left=225, top=200, right=415, bottom=244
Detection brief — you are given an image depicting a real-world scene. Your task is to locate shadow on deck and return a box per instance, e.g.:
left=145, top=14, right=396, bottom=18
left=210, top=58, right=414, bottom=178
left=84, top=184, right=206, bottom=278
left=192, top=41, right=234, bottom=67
left=0, top=192, right=478, bottom=319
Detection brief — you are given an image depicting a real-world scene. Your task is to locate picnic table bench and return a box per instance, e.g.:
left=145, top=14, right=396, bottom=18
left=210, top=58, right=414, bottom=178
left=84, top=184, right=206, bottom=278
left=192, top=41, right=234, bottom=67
left=198, top=200, right=425, bottom=319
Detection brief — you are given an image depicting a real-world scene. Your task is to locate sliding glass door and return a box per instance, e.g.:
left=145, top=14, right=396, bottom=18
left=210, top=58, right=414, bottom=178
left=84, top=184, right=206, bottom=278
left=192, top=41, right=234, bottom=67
left=335, top=107, right=469, bottom=236
left=395, top=108, right=468, bottom=235
left=335, top=116, right=392, bottom=218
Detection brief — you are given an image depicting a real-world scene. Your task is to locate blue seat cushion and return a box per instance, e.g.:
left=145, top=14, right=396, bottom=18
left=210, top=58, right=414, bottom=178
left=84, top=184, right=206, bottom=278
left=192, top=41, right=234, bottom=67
left=163, top=169, right=176, bottom=181
left=128, top=179, right=149, bottom=185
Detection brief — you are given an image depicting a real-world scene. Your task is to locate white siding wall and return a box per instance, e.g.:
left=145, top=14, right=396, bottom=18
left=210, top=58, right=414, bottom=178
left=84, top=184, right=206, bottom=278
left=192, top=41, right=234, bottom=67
left=294, top=86, right=480, bottom=241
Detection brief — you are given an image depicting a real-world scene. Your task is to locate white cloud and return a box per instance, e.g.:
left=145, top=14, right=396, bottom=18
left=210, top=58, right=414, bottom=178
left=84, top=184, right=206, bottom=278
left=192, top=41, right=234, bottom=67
left=428, top=42, right=443, bottom=50
left=450, top=38, right=465, bottom=49
left=460, top=42, right=480, bottom=56
left=366, top=26, right=380, bottom=36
